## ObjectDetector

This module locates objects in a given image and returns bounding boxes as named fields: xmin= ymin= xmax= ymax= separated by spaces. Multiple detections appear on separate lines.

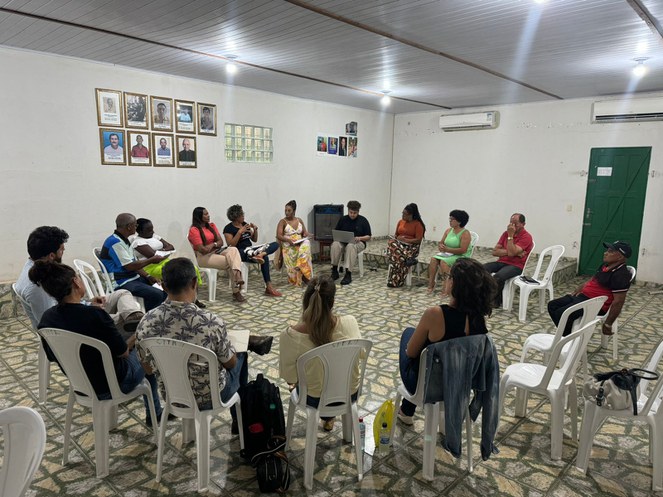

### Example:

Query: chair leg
xmin=208 ymin=271 xmax=217 ymax=301
xmin=195 ymin=413 xmax=211 ymax=492
xmin=62 ymin=389 xmax=75 ymax=465
xmin=93 ymin=403 xmax=111 ymax=478
xmin=341 ymin=413 xmax=352 ymax=443
xmin=285 ymin=398 xmax=296 ymax=451
xmin=304 ymin=408 xmax=319 ymax=490
xmin=549 ymin=392 xmax=565 ymax=461
xmin=155 ymin=407 xmax=170 ymax=483
xmin=351 ymin=403 xmax=363 ymax=481
xmin=612 ymin=321 xmax=619 ymax=362
xmin=109 ymin=405 xmax=119 ymax=431
xmin=235 ymin=398 xmax=245 ymax=450
xmin=182 ymin=418 xmax=195 ymax=444
xmin=575 ymin=400 xmax=601 ymax=472
xmin=569 ymin=382 xmax=578 ymax=440
xmin=389 ymin=393 xmax=402 ymax=443
xmin=514 ymin=387 xmax=528 ymax=418
xmin=652 ymin=419 xmax=663 ymax=491
xmin=422 ymin=403 xmax=437 ymax=481
xmin=37 ymin=344 xmax=50 ymax=404
xmin=518 ymin=286 xmax=531 ymax=323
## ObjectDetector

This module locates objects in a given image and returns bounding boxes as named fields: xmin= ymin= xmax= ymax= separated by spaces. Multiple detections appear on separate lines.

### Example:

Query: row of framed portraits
xmin=95 ymin=88 xmax=218 ymax=136
xmin=100 ymin=129 xmax=198 ymax=168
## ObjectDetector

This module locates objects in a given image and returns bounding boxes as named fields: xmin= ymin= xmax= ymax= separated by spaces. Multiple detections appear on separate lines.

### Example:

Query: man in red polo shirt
xmin=483 ymin=213 xmax=535 ymax=307
xmin=548 ymin=241 xmax=632 ymax=336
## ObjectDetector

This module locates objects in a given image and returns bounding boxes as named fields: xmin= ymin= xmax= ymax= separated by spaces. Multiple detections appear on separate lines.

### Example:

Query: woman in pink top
xmin=188 ymin=206 xmax=245 ymax=302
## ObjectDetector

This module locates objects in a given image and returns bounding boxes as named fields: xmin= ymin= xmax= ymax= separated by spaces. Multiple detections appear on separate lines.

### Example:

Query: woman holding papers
xmin=276 ymin=200 xmax=313 ymax=286
xmin=387 ymin=203 xmax=426 ymax=287
xmin=427 ymin=210 xmax=472 ymax=296
xmin=223 ymin=204 xmax=282 ymax=297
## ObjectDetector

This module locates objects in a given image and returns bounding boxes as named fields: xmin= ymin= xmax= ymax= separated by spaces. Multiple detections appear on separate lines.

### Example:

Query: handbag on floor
xmin=583 ymin=368 xmax=659 ymax=415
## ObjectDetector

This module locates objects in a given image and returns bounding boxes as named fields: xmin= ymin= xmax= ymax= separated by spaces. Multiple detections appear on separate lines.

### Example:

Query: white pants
xmin=331 ymin=241 xmax=365 ymax=273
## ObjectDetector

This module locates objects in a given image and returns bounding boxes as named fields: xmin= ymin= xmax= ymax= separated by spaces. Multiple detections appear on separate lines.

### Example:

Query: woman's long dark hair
xmin=191 ymin=206 xmax=218 ymax=245
xmin=404 ymin=203 xmax=426 ymax=233
xmin=301 ymin=275 xmax=336 ymax=347
xmin=450 ymin=258 xmax=497 ymax=333
xmin=28 ymin=260 xmax=76 ymax=303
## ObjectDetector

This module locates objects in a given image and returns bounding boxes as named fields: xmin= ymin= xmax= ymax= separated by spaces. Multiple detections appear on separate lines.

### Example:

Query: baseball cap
xmin=602 ymin=241 xmax=632 ymax=258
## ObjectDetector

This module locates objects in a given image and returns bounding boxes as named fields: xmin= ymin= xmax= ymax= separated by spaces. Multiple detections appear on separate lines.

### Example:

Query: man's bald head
xmin=115 ymin=213 xmax=136 ymax=229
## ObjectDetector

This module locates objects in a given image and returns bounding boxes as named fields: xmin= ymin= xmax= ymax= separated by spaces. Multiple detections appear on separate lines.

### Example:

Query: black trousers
xmin=547 ymin=293 xmax=592 ymax=336
xmin=483 ymin=262 xmax=522 ymax=306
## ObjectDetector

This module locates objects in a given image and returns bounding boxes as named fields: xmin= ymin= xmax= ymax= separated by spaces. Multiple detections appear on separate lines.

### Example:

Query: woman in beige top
xmin=279 ymin=275 xmax=361 ymax=431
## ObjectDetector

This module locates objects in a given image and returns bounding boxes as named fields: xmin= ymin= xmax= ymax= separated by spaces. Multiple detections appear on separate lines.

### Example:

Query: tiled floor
xmin=1 ymin=254 xmax=662 ymax=496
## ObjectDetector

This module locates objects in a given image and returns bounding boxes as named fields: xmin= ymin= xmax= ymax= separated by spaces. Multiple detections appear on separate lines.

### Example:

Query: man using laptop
xmin=330 ymin=200 xmax=372 ymax=285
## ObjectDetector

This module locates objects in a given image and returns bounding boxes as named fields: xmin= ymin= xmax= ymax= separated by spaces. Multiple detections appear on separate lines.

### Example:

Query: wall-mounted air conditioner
xmin=439 ymin=111 xmax=498 ymax=131
xmin=592 ymin=97 xmax=663 ymax=123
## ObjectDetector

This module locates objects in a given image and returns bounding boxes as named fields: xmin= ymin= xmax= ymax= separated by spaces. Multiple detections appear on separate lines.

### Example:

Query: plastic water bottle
xmin=379 ymin=422 xmax=390 ymax=454
xmin=358 ymin=417 xmax=366 ymax=449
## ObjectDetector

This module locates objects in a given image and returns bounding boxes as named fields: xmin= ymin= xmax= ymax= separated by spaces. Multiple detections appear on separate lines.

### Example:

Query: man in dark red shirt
xmin=548 ymin=241 xmax=632 ymax=336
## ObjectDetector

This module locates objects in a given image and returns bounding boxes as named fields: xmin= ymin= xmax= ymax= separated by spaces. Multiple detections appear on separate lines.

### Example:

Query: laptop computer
xmin=332 ymin=229 xmax=356 ymax=244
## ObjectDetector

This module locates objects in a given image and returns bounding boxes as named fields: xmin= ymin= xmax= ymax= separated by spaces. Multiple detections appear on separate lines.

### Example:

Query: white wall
xmin=0 ymin=47 xmax=394 ymax=280
xmin=391 ymin=98 xmax=663 ymax=283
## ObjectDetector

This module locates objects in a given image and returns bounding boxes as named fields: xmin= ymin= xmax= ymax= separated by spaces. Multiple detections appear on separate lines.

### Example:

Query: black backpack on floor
xmin=238 ymin=374 xmax=291 ymax=492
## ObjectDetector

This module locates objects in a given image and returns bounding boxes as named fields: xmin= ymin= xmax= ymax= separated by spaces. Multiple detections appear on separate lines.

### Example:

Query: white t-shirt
xmin=131 ymin=235 xmax=164 ymax=260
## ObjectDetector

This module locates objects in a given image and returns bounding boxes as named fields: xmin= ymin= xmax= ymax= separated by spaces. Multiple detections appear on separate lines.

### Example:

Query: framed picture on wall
xmin=96 ymin=88 xmax=123 ymax=127
xmin=175 ymin=99 xmax=196 ymax=134
xmin=124 ymin=92 xmax=149 ymax=129
xmin=176 ymin=135 xmax=197 ymax=168
xmin=197 ymin=102 xmax=217 ymax=136
xmin=150 ymin=96 xmax=173 ymax=131
xmin=128 ymin=131 xmax=151 ymax=166
xmin=99 ymin=128 xmax=126 ymax=165
xmin=153 ymin=133 xmax=174 ymax=167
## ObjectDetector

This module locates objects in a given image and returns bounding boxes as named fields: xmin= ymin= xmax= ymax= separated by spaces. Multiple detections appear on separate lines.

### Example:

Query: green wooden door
xmin=578 ymin=147 xmax=650 ymax=275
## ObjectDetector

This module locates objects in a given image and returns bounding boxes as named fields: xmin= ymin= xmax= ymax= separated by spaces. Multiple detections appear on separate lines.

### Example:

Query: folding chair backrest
xmin=92 ymin=247 xmax=115 ymax=293
xmin=73 ymin=259 xmax=107 ymax=299
xmin=39 ymin=327 xmax=124 ymax=400
xmin=0 ymin=406 xmax=46 ymax=497
xmin=140 ymin=337 xmax=222 ymax=415
xmin=520 ymin=242 xmax=537 ymax=277
xmin=468 ymin=231 xmax=479 ymax=258
xmin=627 ymin=265 xmax=636 ymax=282
xmin=638 ymin=339 xmax=663 ymax=413
xmin=542 ymin=319 xmax=599 ymax=388
xmin=296 ymin=339 xmax=372 ymax=414
xmin=531 ymin=245 xmax=565 ymax=283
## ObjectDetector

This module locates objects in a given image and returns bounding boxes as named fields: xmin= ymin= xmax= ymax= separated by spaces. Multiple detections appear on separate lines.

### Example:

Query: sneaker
xmin=122 ymin=311 xmax=145 ymax=333
xmin=397 ymin=410 xmax=414 ymax=426
xmin=340 ymin=272 xmax=352 ymax=285
xmin=331 ymin=267 xmax=340 ymax=280
xmin=322 ymin=418 xmax=335 ymax=431
xmin=247 ymin=335 xmax=273 ymax=355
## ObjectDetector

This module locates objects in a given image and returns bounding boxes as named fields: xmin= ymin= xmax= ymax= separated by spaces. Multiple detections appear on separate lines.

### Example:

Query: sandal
xmin=322 ymin=418 xmax=335 ymax=432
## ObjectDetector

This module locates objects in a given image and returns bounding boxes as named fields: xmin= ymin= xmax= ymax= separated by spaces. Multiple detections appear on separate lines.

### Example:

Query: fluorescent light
xmin=380 ymin=90 xmax=391 ymax=106
xmin=226 ymin=55 xmax=238 ymax=75
xmin=633 ymin=58 xmax=649 ymax=77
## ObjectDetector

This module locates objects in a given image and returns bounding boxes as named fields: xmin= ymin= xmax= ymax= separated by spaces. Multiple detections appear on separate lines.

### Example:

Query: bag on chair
xmin=583 ymin=368 xmax=659 ymax=415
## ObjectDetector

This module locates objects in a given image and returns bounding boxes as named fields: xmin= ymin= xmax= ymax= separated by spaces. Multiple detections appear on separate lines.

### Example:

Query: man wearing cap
xmin=547 ymin=241 xmax=633 ymax=336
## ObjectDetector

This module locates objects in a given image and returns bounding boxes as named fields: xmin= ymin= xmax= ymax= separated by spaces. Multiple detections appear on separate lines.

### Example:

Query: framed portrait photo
xmin=124 ymin=92 xmax=149 ymax=129
xmin=99 ymin=128 xmax=126 ymax=165
xmin=152 ymin=134 xmax=174 ymax=167
xmin=197 ymin=102 xmax=217 ymax=136
xmin=175 ymin=99 xmax=196 ymax=134
xmin=96 ymin=88 xmax=123 ymax=127
xmin=176 ymin=135 xmax=197 ymax=168
xmin=150 ymin=96 xmax=173 ymax=132
xmin=128 ymin=131 xmax=152 ymax=166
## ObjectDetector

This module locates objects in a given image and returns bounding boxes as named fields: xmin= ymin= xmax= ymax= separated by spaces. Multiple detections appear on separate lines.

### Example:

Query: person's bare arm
xmin=225 ymin=224 xmax=251 ymax=247
xmin=160 ymin=238 xmax=175 ymax=251
xmin=406 ymin=307 xmax=445 ymax=359
xmin=300 ymin=218 xmax=310 ymax=238
xmin=492 ymin=242 xmax=507 ymax=257
xmin=123 ymin=254 xmax=168 ymax=272
xmin=135 ymin=244 xmax=156 ymax=259
xmin=602 ymin=292 xmax=627 ymax=334
xmin=276 ymin=219 xmax=291 ymax=244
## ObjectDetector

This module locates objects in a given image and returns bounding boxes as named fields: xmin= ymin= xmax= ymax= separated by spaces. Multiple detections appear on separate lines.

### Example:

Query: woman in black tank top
xmin=397 ymin=258 xmax=497 ymax=421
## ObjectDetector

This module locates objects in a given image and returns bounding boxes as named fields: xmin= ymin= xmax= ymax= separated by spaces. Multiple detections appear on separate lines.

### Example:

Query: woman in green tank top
xmin=427 ymin=210 xmax=473 ymax=296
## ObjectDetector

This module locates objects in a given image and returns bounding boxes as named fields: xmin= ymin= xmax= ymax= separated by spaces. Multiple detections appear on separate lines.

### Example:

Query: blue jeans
xmin=300 ymin=389 xmax=358 ymax=421
xmin=98 ymin=349 xmax=163 ymax=419
xmin=221 ymin=352 xmax=248 ymax=419
xmin=399 ymin=327 xmax=419 ymax=416
xmin=121 ymin=276 xmax=167 ymax=311
xmin=240 ymin=241 xmax=279 ymax=284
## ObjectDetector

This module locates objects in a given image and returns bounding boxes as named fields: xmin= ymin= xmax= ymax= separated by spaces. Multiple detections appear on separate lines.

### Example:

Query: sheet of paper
xmin=227 ymin=329 xmax=249 ymax=353
xmin=156 ymin=249 xmax=176 ymax=257
xmin=293 ymin=236 xmax=312 ymax=245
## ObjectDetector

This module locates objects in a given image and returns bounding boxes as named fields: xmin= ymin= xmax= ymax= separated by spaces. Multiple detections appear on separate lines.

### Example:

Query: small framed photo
xmin=175 ymin=100 xmax=196 ymax=134
xmin=150 ymin=96 xmax=173 ymax=131
xmin=128 ymin=131 xmax=151 ymax=166
xmin=124 ymin=92 xmax=149 ymax=129
xmin=197 ymin=103 xmax=217 ymax=136
xmin=176 ymin=135 xmax=197 ymax=168
xmin=96 ymin=89 xmax=123 ymax=127
xmin=99 ymin=128 xmax=126 ymax=165
xmin=153 ymin=134 xmax=174 ymax=167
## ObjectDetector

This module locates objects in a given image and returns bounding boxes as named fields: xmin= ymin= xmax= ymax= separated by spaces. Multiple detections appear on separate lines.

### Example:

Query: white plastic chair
xmin=73 ymin=259 xmax=146 ymax=313
xmin=39 ymin=327 xmax=157 ymax=478
xmin=139 ymin=337 xmax=244 ymax=493
xmin=92 ymin=247 xmax=115 ymax=294
xmin=285 ymin=338 xmax=372 ymax=490
xmin=499 ymin=319 xmax=599 ymax=460
xmin=510 ymin=244 xmax=566 ymax=322
xmin=468 ymin=231 xmax=479 ymax=257
xmin=501 ymin=242 xmax=536 ymax=310
xmin=388 ymin=345 xmax=475 ymax=480
xmin=0 ymin=406 xmax=46 ymax=497
xmin=576 ymin=339 xmax=663 ymax=491
xmin=11 ymin=283 xmax=51 ymax=404
xmin=338 ymin=249 xmax=365 ymax=277
xmin=599 ymin=265 xmax=636 ymax=361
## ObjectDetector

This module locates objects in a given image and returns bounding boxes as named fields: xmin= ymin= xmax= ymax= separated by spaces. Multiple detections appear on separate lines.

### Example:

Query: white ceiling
xmin=1 ymin=0 xmax=663 ymax=114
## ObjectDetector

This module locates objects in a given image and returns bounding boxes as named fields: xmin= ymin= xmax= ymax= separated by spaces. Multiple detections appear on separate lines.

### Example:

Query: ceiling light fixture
xmin=226 ymin=55 xmax=238 ymax=75
xmin=380 ymin=90 xmax=391 ymax=106
xmin=633 ymin=57 xmax=649 ymax=77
